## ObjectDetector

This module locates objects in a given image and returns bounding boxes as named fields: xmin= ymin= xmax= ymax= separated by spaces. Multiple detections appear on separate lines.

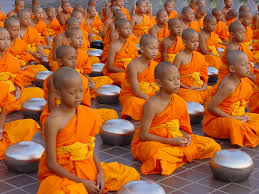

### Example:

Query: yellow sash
xmin=151 ymin=119 xmax=183 ymax=138
xmin=120 ymin=58 xmax=133 ymax=69
xmin=230 ymin=100 xmax=246 ymax=117
xmin=208 ymin=45 xmax=220 ymax=56
xmin=168 ymin=54 xmax=176 ymax=63
xmin=0 ymin=72 xmax=16 ymax=92
xmin=182 ymin=72 xmax=203 ymax=87
xmin=138 ymin=81 xmax=159 ymax=96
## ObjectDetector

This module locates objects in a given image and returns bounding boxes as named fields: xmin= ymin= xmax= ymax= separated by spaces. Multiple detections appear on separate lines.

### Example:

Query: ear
xmin=182 ymin=39 xmax=187 ymax=46
xmin=68 ymin=38 xmax=72 ymax=44
xmin=140 ymin=45 xmax=145 ymax=53
xmin=57 ymin=58 xmax=63 ymax=66
xmin=155 ymin=78 xmax=162 ymax=88
xmin=55 ymin=88 xmax=61 ymax=100
xmin=228 ymin=64 xmax=235 ymax=73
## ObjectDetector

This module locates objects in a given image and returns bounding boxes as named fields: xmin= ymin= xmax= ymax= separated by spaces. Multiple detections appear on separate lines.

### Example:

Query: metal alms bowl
xmin=96 ymin=84 xmax=121 ymax=104
xmin=210 ymin=149 xmax=254 ymax=182
xmin=208 ymin=67 xmax=218 ymax=83
xmin=118 ymin=180 xmax=166 ymax=194
xmin=90 ymin=40 xmax=104 ymax=50
xmin=187 ymin=102 xmax=205 ymax=124
xmin=100 ymin=119 xmax=135 ymax=145
xmin=88 ymin=49 xmax=103 ymax=57
xmin=35 ymin=71 xmax=52 ymax=88
xmin=4 ymin=141 xmax=45 ymax=173
xmin=218 ymin=47 xmax=224 ymax=53
xmin=22 ymin=98 xmax=47 ymax=121
xmin=32 ymin=131 xmax=45 ymax=147
xmin=89 ymin=63 xmax=104 ymax=77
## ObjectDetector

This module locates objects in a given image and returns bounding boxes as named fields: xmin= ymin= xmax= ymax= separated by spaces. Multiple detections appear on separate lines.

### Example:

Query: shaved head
xmin=229 ymin=21 xmax=243 ymax=33
xmin=0 ymin=27 xmax=9 ymax=34
xmin=4 ymin=16 xmax=20 ymax=28
xmin=65 ymin=27 xmax=81 ymax=38
xmin=203 ymin=14 xmax=216 ymax=24
xmin=71 ymin=10 xmax=82 ymax=17
xmin=182 ymin=6 xmax=193 ymax=14
xmin=182 ymin=28 xmax=197 ymax=40
xmin=115 ymin=18 xmax=129 ymax=29
xmin=136 ymin=0 xmax=146 ymax=6
xmin=239 ymin=5 xmax=250 ymax=13
xmin=226 ymin=50 xmax=247 ymax=67
xmin=155 ymin=62 xmax=178 ymax=80
xmin=140 ymin=34 xmax=158 ymax=47
xmin=56 ymin=45 xmax=76 ymax=59
xmin=239 ymin=11 xmax=251 ymax=19
xmin=65 ymin=17 xmax=80 ymax=27
xmin=32 ymin=6 xmax=42 ymax=13
xmin=17 ymin=9 xmax=30 ymax=18
xmin=168 ymin=18 xmax=180 ymax=28
xmin=212 ymin=8 xmax=221 ymax=16
xmin=156 ymin=9 xmax=167 ymax=17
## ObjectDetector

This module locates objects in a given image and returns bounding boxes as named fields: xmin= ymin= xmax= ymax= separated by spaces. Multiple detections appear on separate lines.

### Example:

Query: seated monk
xmin=218 ymin=22 xmax=255 ymax=81
xmin=173 ymin=28 xmax=211 ymax=104
xmin=131 ymin=62 xmax=221 ymax=175
xmin=5 ymin=17 xmax=48 ymax=86
xmin=131 ymin=0 xmax=152 ymax=43
xmin=120 ymin=34 xmax=159 ymax=121
xmin=212 ymin=8 xmax=230 ymax=43
xmin=104 ymin=18 xmax=138 ymax=85
xmin=37 ymin=67 xmax=139 ymax=194
xmin=221 ymin=0 xmax=233 ymax=17
xmin=199 ymin=14 xmax=222 ymax=69
xmin=160 ymin=19 xmax=185 ymax=63
xmin=251 ymin=4 xmax=259 ymax=39
xmin=44 ymin=6 xmax=62 ymax=38
xmin=6 ymin=0 xmax=24 ymax=18
xmin=112 ymin=0 xmax=131 ymax=21
xmin=195 ymin=6 xmax=206 ymax=30
xmin=146 ymin=2 xmax=156 ymax=25
xmin=164 ymin=0 xmax=178 ymax=19
xmin=225 ymin=9 xmax=237 ymax=27
xmin=0 ymin=82 xmax=41 ymax=160
xmin=86 ymin=6 xmax=103 ymax=41
xmin=196 ymin=0 xmax=206 ymax=8
xmin=203 ymin=50 xmax=259 ymax=147
xmin=149 ymin=9 xmax=169 ymax=43
xmin=239 ymin=11 xmax=253 ymax=47
xmin=0 ymin=28 xmax=44 ymax=114
xmin=57 ymin=0 xmax=72 ymax=28
xmin=189 ymin=0 xmax=197 ymax=13
xmin=249 ymin=66 xmax=259 ymax=114
xmin=180 ymin=7 xmax=200 ymax=32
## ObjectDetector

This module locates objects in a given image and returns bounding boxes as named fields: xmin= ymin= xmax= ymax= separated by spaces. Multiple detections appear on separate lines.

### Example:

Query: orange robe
xmin=178 ymin=51 xmax=211 ymax=104
xmin=33 ymin=20 xmax=48 ymax=37
xmin=218 ymin=43 xmax=255 ymax=81
xmin=168 ymin=10 xmax=178 ymax=19
xmin=203 ymin=78 xmax=259 ymax=147
xmin=121 ymin=7 xmax=131 ymax=21
xmin=120 ymin=60 xmax=158 ymax=121
xmin=133 ymin=14 xmax=152 ymax=43
xmin=21 ymin=26 xmax=44 ymax=47
xmin=0 ymin=11 xmax=6 ymax=21
xmin=226 ymin=18 xmax=236 ymax=27
xmin=243 ymin=25 xmax=253 ymax=46
xmin=0 ymin=21 xmax=3 ymax=27
xmin=214 ymin=21 xmax=230 ymax=41
xmin=249 ymin=69 xmax=259 ymax=114
xmin=45 ymin=18 xmax=62 ymax=37
xmin=103 ymin=38 xmax=139 ymax=85
xmin=197 ymin=17 xmax=204 ymax=29
xmin=89 ymin=15 xmax=103 ymax=41
xmin=131 ymin=94 xmax=221 ymax=175
xmin=38 ymin=105 xmax=140 ymax=193
xmin=156 ymin=24 xmax=170 ymax=43
xmin=148 ymin=12 xmax=156 ymax=25
xmin=189 ymin=21 xmax=201 ymax=32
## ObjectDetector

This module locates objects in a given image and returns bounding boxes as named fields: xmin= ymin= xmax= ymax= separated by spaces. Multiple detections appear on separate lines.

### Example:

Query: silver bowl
xmin=118 ymin=180 xmax=166 ymax=194
xmin=218 ymin=47 xmax=224 ymax=53
xmin=137 ymin=44 xmax=141 ymax=54
xmin=22 ymin=98 xmax=47 ymax=121
xmin=90 ymin=40 xmax=104 ymax=50
xmin=96 ymin=84 xmax=121 ymax=104
xmin=187 ymin=102 xmax=205 ymax=124
xmin=210 ymin=149 xmax=254 ymax=182
xmin=208 ymin=67 xmax=218 ymax=83
xmin=100 ymin=119 xmax=135 ymax=145
xmin=88 ymin=49 xmax=103 ymax=57
xmin=4 ymin=141 xmax=45 ymax=173
xmin=32 ymin=131 xmax=45 ymax=147
xmin=35 ymin=71 xmax=52 ymax=88
xmin=43 ymin=55 xmax=48 ymax=63
xmin=90 ymin=63 xmax=104 ymax=77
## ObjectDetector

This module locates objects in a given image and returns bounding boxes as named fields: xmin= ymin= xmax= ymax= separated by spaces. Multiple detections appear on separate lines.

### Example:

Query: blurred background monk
xmin=164 ymin=0 xmax=177 ymax=19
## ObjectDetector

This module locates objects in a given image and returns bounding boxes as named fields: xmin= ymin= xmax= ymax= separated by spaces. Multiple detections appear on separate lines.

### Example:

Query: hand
xmin=170 ymin=137 xmax=190 ymax=147
xmin=33 ymin=52 xmax=43 ymax=60
xmin=27 ymin=60 xmax=37 ymax=66
xmin=234 ymin=115 xmax=249 ymax=123
xmin=181 ymin=130 xmax=191 ymax=142
xmin=88 ymin=81 xmax=95 ymax=91
xmin=14 ymin=85 xmax=21 ymax=100
xmin=82 ymin=180 xmax=100 ymax=194
xmin=96 ymin=171 xmax=105 ymax=194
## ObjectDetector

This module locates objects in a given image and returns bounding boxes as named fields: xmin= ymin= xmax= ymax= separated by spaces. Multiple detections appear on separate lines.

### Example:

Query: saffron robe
xmin=38 ymin=105 xmax=140 ymax=193
xmin=168 ymin=10 xmax=178 ymax=19
xmin=45 ymin=18 xmax=62 ymax=37
xmin=243 ymin=25 xmax=253 ymax=46
xmin=89 ymin=15 xmax=103 ymax=41
xmin=132 ymin=14 xmax=152 ymax=42
xmin=203 ymin=78 xmax=259 ymax=147
xmin=120 ymin=60 xmax=158 ymax=121
xmin=121 ymin=7 xmax=131 ymax=21
xmin=249 ymin=69 xmax=259 ymax=114
xmin=131 ymin=94 xmax=221 ymax=175
xmin=0 ymin=11 xmax=6 ymax=21
xmin=214 ymin=21 xmax=230 ymax=41
xmin=155 ymin=24 xmax=170 ymax=43
xmin=147 ymin=12 xmax=156 ymax=25
xmin=189 ymin=21 xmax=201 ymax=32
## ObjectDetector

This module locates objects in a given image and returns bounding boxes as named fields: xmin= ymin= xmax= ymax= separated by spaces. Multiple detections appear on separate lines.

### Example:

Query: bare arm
xmin=149 ymin=25 xmax=158 ymax=39
xmin=0 ymin=107 xmax=6 ymax=140
xmin=47 ymin=77 xmax=56 ymax=112
xmin=199 ymin=32 xmax=213 ymax=55
xmin=161 ymin=38 xmax=170 ymax=62
xmin=57 ymin=13 xmax=65 ymax=26
xmin=106 ymin=43 xmax=124 ymax=73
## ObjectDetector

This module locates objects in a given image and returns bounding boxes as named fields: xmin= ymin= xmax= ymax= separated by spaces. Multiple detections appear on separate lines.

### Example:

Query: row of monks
xmin=0 ymin=0 xmax=258 ymax=193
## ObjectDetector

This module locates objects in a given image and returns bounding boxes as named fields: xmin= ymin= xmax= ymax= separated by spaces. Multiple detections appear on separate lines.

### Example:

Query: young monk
xmin=252 ymin=4 xmax=259 ymax=33
xmin=218 ymin=21 xmax=255 ymax=81
xmin=131 ymin=0 xmax=152 ymax=43
xmin=0 ymin=82 xmax=41 ymax=160
xmin=225 ymin=9 xmax=237 ymax=27
xmin=249 ymin=66 xmax=259 ymax=114
xmin=57 ymin=0 xmax=72 ymax=27
xmin=212 ymin=8 xmax=230 ymax=43
xmin=131 ymin=62 xmax=221 ymax=175
xmin=6 ymin=0 xmax=24 ymax=18
xmin=44 ymin=6 xmax=62 ymax=38
xmin=104 ymin=18 xmax=138 ymax=85
xmin=196 ymin=0 xmax=206 ymax=7
xmin=173 ymin=28 xmax=210 ymax=104
xmin=164 ymin=0 xmax=178 ymax=19
xmin=239 ymin=4 xmax=250 ymax=13
xmin=189 ymin=0 xmax=197 ymax=13
xmin=195 ymin=6 xmax=206 ymax=29
xmin=146 ymin=2 xmax=156 ymax=25
xmin=180 ymin=7 xmax=200 ymax=32
xmin=149 ymin=9 xmax=169 ymax=43
xmin=112 ymin=0 xmax=131 ymax=21
xmin=239 ymin=11 xmax=253 ymax=46
xmin=37 ymin=67 xmax=139 ymax=194
xmin=199 ymin=14 xmax=222 ymax=69
xmin=222 ymin=0 xmax=233 ymax=16
xmin=160 ymin=19 xmax=185 ymax=63
xmin=86 ymin=6 xmax=103 ymax=41
xmin=203 ymin=50 xmax=259 ymax=147
xmin=120 ymin=34 xmax=159 ymax=121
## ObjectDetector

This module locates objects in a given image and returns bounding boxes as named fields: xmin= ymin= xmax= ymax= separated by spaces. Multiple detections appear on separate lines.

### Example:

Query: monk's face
xmin=47 ymin=8 xmax=56 ymax=19
xmin=183 ymin=32 xmax=199 ymax=51
xmin=74 ymin=13 xmax=83 ymax=25
xmin=118 ymin=22 xmax=132 ymax=39
xmin=58 ymin=76 xmax=84 ymax=108
xmin=164 ymin=2 xmax=174 ymax=14
xmin=170 ymin=21 xmax=183 ymax=37
xmin=240 ymin=15 xmax=252 ymax=27
xmin=204 ymin=18 xmax=217 ymax=32
xmin=232 ymin=25 xmax=245 ymax=42
xmin=15 ymin=1 xmax=24 ymax=12
xmin=34 ymin=8 xmax=44 ymax=21
xmin=114 ymin=0 xmax=124 ymax=8
xmin=196 ymin=10 xmax=206 ymax=19
xmin=197 ymin=0 xmax=205 ymax=7
xmin=33 ymin=0 xmax=40 ymax=7
xmin=226 ymin=11 xmax=235 ymax=20
xmin=214 ymin=11 xmax=224 ymax=22
xmin=229 ymin=54 xmax=250 ymax=78
xmin=59 ymin=48 xmax=77 ymax=69
xmin=141 ymin=39 xmax=159 ymax=60
xmin=189 ymin=0 xmax=197 ymax=9
xmin=183 ymin=9 xmax=194 ymax=22
xmin=62 ymin=2 xmax=71 ymax=13
xmin=88 ymin=8 xmax=96 ymax=18
xmin=66 ymin=23 xmax=80 ymax=30
xmin=70 ymin=31 xmax=84 ymax=49
xmin=146 ymin=3 xmax=152 ymax=14
xmin=137 ymin=2 xmax=146 ymax=14
xmin=0 ymin=30 xmax=11 ymax=52
xmin=19 ymin=12 xmax=32 ymax=27
xmin=158 ymin=66 xmax=180 ymax=94
xmin=7 ymin=22 xmax=20 ymax=39
xmin=224 ymin=0 xmax=232 ymax=8
xmin=157 ymin=11 xmax=168 ymax=25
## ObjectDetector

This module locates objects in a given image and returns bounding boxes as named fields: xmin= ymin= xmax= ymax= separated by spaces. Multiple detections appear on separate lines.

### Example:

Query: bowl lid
xmin=22 ymin=98 xmax=47 ymax=111
xmin=207 ymin=67 xmax=218 ymax=76
xmin=91 ymin=63 xmax=105 ymax=72
xmin=88 ymin=49 xmax=103 ymax=57
xmin=96 ymin=85 xmax=121 ymax=95
xmin=35 ymin=71 xmax=52 ymax=81
xmin=101 ymin=119 xmax=135 ymax=134
xmin=187 ymin=102 xmax=205 ymax=115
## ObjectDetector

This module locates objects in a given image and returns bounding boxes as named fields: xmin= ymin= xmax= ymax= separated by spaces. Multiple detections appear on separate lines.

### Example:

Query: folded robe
xmin=21 ymin=27 xmax=44 ymax=47
xmin=243 ymin=26 xmax=253 ymax=46
xmin=189 ymin=21 xmax=201 ymax=32
xmin=148 ymin=12 xmax=156 ymax=25
xmin=120 ymin=60 xmax=158 ymax=121
xmin=178 ymin=51 xmax=211 ymax=104
xmin=45 ymin=18 xmax=62 ymax=37
xmin=203 ymin=78 xmax=259 ymax=147
xmin=38 ymin=105 xmax=140 ymax=193
xmin=156 ymin=24 xmax=170 ymax=43
xmin=131 ymin=94 xmax=221 ymax=175
xmin=133 ymin=14 xmax=152 ymax=43
xmin=249 ymin=69 xmax=259 ymax=114
xmin=121 ymin=7 xmax=131 ymax=21
xmin=214 ymin=21 xmax=230 ymax=41
xmin=168 ymin=10 xmax=178 ymax=19
xmin=89 ymin=14 xmax=103 ymax=41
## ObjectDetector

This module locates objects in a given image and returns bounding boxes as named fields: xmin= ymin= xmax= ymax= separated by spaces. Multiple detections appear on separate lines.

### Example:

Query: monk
xmin=44 ymin=6 xmax=62 ymax=38
xmin=112 ymin=0 xmax=131 ymax=21
xmin=0 ymin=27 xmax=44 ymax=114
xmin=199 ymin=14 xmax=222 ymax=69
xmin=180 ymin=7 xmax=200 ymax=32
xmin=160 ymin=19 xmax=185 ymax=63
xmin=203 ymin=50 xmax=259 ymax=147
xmin=173 ymin=28 xmax=210 ymax=104
xmin=5 ymin=17 xmax=48 ymax=85
xmin=212 ymin=8 xmax=230 ymax=43
xmin=6 ymin=0 xmax=24 ymax=18
xmin=86 ymin=6 xmax=103 ymax=41
xmin=120 ymin=34 xmax=159 ymax=121
xmin=164 ymin=0 xmax=178 ymax=19
xmin=221 ymin=0 xmax=233 ymax=17
xmin=195 ymin=6 xmax=206 ymax=29
xmin=252 ymin=4 xmax=259 ymax=33
xmin=146 ymin=2 xmax=156 ymax=25
xmin=37 ymin=67 xmax=139 ymax=194
xmin=225 ymin=9 xmax=237 ymax=27
xmin=196 ymin=0 xmax=206 ymax=7
xmin=239 ymin=11 xmax=253 ymax=46
xmin=239 ymin=5 xmax=250 ymax=13
xmin=57 ymin=0 xmax=72 ymax=27
xmin=0 ymin=82 xmax=41 ymax=160
xmin=249 ymin=65 xmax=259 ymax=114
xmin=131 ymin=62 xmax=221 ymax=175
xmin=131 ymin=0 xmax=152 ymax=43
xmin=218 ymin=21 xmax=255 ymax=81
xmin=149 ymin=9 xmax=169 ymax=43
xmin=189 ymin=0 xmax=197 ymax=13
xmin=104 ymin=18 xmax=138 ymax=85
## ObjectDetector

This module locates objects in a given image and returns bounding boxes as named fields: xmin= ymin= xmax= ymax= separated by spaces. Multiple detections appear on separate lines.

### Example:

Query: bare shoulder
xmin=144 ymin=94 xmax=161 ymax=114
xmin=217 ymin=76 xmax=236 ymax=94
xmin=128 ymin=57 xmax=140 ymax=69
xmin=45 ymin=109 xmax=65 ymax=133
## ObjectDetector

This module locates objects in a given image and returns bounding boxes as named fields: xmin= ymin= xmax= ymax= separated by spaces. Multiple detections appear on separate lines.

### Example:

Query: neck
xmin=182 ymin=19 xmax=190 ymax=25
xmin=183 ymin=48 xmax=193 ymax=54
xmin=137 ymin=12 xmax=144 ymax=16
xmin=20 ymin=25 xmax=27 ymax=30
xmin=229 ymin=73 xmax=242 ymax=83
xmin=157 ymin=22 xmax=165 ymax=28
xmin=119 ymin=36 xmax=127 ymax=43
xmin=0 ymin=51 xmax=5 ymax=59
xmin=229 ymin=38 xmax=240 ymax=46
xmin=158 ymin=90 xmax=173 ymax=101
xmin=59 ymin=103 xmax=77 ymax=114
xmin=169 ymin=34 xmax=177 ymax=41
xmin=139 ymin=55 xmax=150 ymax=64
